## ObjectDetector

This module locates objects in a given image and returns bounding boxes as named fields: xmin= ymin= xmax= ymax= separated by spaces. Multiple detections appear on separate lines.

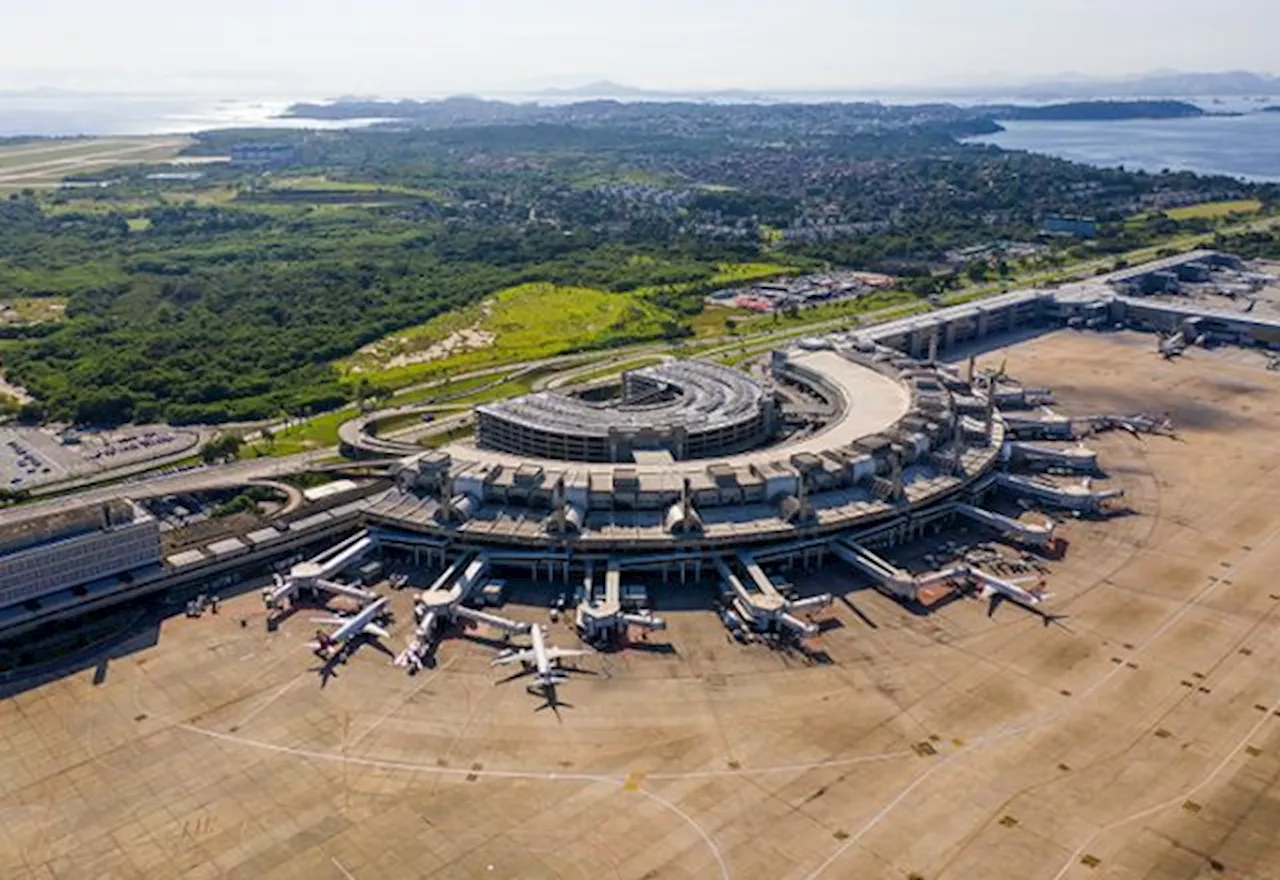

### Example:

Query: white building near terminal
xmin=0 ymin=501 xmax=162 ymax=611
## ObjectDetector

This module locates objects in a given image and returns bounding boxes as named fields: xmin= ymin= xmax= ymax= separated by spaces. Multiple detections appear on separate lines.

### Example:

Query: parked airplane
xmin=309 ymin=596 xmax=391 ymax=665
xmin=491 ymin=624 xmax=592 ymax=712
xmin=962 ymin=567 xmax=1065 ymax=627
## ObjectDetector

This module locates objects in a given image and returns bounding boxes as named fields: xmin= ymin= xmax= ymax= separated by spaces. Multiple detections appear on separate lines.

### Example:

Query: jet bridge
xmin=396 ymin=554 xmax=532 ymax=673
xmin=714 ymin=552 xmax=832 ymax=638
xmin=952 ymin=502 xmax=1056 ymax=548
xmin=829 ymin=539 xmax=918 ymax=600
xmin=996 ymin=472 xmax=1124 ymax=513
xmin=576 ymin=557 xmax=666 ymax=643
xmin=1001 ymin=412 xmax=1076 ymax=441
xmin=1002 ymin=441 xmax=1098 ymax=474
xmin=988 ymin=383 xmax=1053 ymax=410
xmin=830 ymin=538 xmax=967 ymax=606
xmin=263 ymin=531 xmax=380 ymax=610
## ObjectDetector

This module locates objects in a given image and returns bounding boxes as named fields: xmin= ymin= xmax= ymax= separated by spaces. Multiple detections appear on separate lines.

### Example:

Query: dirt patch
xmin=353 ymin=301 xmax=496 ymax=372
xmin=380 ymin=327 xmax=496 ymax=370
xmin=0 ymin=373 xmax=33 ymax=404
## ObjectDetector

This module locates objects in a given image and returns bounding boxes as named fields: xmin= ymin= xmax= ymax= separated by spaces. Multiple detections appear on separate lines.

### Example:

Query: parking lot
xmin=0 ymin=426 xmax=200 ymax=492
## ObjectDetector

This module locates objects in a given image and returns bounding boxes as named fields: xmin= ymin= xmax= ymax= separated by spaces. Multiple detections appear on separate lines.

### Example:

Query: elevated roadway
xmin=0 ymin=452 xmax=325 ymax=527
xmin=435 ymin=349 xmax=910 ymax=478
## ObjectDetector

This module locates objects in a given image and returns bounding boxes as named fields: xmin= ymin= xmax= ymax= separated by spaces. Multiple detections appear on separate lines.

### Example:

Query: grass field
xmin=1165 ymin=199 xmax=1264 ymax=220
xmin=344 ymin=262 xmax=796 ymax=389
xmin=242 ymin=406 xmax=358 ymax=457
xmin=688 ymin=305 xmax=755 ymax=337
xmin=730 ymin=287 xmax=921 ymax=333
xmin=704 ymin=261 xmax=796 ymax=283
xmin=345 ymin=283 xmax=670 ymax=383
xmin=0 ymin=261 xmax=129 ymax=297
xmin=0 ymin=296 xmax=67 ymax=324
xmin=262 ymin=176 xmax=440 ymax=200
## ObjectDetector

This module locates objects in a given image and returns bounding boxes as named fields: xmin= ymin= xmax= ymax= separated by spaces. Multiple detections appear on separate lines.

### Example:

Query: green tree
xmin=200 ymin=433 xmax=244 ymax=464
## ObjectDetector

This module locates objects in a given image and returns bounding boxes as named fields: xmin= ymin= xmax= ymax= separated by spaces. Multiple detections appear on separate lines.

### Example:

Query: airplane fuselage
xmin=966 ymin=568 xmax=1044 ymax=606
xmin=530 ymin=623 xmax=552 ymax=679
xmin=316 ymin=597 xmax=389 ymax=658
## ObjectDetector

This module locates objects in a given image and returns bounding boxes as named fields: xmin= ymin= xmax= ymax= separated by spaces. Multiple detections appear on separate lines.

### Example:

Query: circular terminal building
xmin=476 ymin=360 xmax=778 ymax=462
xmin=368 ymin=338 xmax=1011 ymax=567
xmin=305 ymin=317 xmax=1121 ymax=654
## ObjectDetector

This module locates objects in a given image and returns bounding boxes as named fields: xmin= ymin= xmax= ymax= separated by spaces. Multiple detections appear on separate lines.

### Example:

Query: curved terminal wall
xmin=476 ymin=360 xmax=776 ymax=462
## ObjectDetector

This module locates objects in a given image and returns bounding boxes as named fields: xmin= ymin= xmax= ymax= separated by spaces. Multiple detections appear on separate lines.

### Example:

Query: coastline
xmin=968 ymin=113 xmax=1280 ymax=183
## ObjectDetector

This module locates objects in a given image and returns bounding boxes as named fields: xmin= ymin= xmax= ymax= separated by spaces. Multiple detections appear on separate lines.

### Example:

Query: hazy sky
xmin=5 ymin=0 xmax=1278 ymax=95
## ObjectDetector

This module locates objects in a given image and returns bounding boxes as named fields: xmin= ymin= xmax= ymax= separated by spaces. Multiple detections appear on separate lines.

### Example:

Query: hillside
xmin=343 ymin=263 xmax=794 ymax=385
xmin=982 ymin=100 xmax=1206 ymax=122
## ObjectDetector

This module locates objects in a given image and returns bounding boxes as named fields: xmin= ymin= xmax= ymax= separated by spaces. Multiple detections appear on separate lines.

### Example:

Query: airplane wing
xmin=545 ymin=647 xmax=591 ymax=661
xmin=309 ymin=616 xmax=349 ymax=627
xmin=362 ymin=623 xmax=390 ymax=640
xmin=491 ymin=649 xmax=535 ymax=667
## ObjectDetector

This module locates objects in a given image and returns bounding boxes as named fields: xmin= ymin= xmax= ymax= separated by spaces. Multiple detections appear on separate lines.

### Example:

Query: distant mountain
xmin=525 ymin=71 xmax=1280 ymax=102
xmin=539 ymin=80 xmax=660 ymax=97
xmin=536 ymin=79 xmax=767 ymax=101
xmin=969 ymin=70 xmax=1280 ymax=100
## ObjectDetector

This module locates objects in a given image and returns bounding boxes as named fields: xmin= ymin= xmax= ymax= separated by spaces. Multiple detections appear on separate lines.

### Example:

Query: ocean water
xmin=0 ymin=92 xmax=376 ymax=137
xmin=968 ymin=112 xmax=1280 ymax=183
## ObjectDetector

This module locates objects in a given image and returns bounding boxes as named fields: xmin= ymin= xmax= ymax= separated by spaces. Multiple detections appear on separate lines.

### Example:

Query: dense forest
xmin=2 ymin=100 xmax=1275 ymax=426
xmin=0 ymin=195 xmax=758 ymax=424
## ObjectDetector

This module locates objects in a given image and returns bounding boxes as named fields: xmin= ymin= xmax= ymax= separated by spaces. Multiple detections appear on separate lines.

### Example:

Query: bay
xmin=0 ymin=92 xmax=380 ymax=137
xmin=968 ymin=112 xmax=1280 ymax=183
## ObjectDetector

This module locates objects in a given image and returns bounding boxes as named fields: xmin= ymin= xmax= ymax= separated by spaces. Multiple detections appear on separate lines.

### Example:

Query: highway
xmin=0 ymin=452 xmax=323 ymax=526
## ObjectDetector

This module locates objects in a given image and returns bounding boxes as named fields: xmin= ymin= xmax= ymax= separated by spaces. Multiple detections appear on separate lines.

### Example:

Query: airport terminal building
xmin=0 ymin=501 xmax=162 ymax=611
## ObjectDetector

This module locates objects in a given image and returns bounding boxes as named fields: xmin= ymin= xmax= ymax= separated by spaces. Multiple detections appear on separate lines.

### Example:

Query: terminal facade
xmin=0 ymin=501 xmax=161 ymax=611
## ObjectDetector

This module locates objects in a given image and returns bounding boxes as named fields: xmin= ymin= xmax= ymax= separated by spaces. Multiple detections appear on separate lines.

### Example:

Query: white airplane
xmin=967 ymin=566 xmax=1046 ymax=604
xmin=309 ymin=597 xmax=391 ymax=665
xmin=962 ymin=567 xmax=1066 ymax=627
xmin=1158 ymin=331 xmax=1187 ymax=360
xmin=491 ymin=624 xmax=592 ymax=711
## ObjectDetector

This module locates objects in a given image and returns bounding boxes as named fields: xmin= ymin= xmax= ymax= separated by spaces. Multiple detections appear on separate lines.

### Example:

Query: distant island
xmin=282 ymin=96 xmax=1209 ymax=128
xmin=1262 ymin=105 xmax=1280 ymax=113
xmin=979 ymin=100 xmax=1207 ymax=122
xmin=281 ymin=71 xmax=1280 ymax=112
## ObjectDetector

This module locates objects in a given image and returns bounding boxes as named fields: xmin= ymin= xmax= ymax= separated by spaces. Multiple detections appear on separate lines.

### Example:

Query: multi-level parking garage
xmin=475 ymin=360 xmax=778 ymax=462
